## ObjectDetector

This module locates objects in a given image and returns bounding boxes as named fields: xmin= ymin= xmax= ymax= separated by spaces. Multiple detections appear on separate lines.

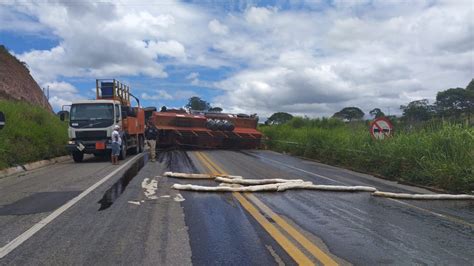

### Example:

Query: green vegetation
xmin=261 ymin=118 xmax=474 ymax=193
xmin=265 ymin=112 xmax=294 ymax=125
xmin=0 ymin=100 xmax=68 ymax=170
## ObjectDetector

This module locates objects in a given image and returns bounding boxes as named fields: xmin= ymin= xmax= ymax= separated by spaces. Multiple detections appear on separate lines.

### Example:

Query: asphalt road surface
xmin=0 ymin=150 xmax=472 ymax=265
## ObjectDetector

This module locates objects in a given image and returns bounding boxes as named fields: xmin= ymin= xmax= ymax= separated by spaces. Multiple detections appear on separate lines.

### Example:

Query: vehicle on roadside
xmin=63 ymin=79 xmax=145 ymax=162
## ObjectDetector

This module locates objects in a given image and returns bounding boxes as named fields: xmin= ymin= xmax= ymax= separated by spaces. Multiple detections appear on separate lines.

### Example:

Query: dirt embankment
xmin=0 ymin=45 xmax=52 ymax=111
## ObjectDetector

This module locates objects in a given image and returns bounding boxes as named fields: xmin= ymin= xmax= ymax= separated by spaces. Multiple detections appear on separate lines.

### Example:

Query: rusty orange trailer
xmin=149 ymin=110 xmax=262 ymax=149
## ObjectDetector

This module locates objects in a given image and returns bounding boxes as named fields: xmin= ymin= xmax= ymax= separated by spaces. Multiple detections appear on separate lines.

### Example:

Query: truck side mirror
xmin=0 ymin=111 xmax=5 ymax=130
xmin=58 ymin=111 xmax=69 ymax=121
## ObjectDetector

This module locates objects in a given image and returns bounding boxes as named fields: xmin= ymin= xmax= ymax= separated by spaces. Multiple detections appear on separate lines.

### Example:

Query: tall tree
xmin=435 ymin=88 xmax=469 ymax=118
xmin=185 ymin=96 xmax=211 ymax=111
xmin=369 ymin=108 xmax=385 ymax=118
xmin=400 ymin=99 xmax=434 ymax=122
xmin=265 ymin=112 xmax=293 ymax=125
xmin=466 ymin=79 xmax=474 ymax=91
xmin=332 ymin=107 xmax=365 ymax=121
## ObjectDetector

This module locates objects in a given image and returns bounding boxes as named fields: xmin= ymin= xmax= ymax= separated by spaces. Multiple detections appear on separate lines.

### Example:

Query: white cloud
xmin=245 ymin=7 xmax=273 ymax=24
xmin=2 ymin=0 xmax=473 ymax=117
xmin=186 ymin=72 xmax=199 ymax=80
xmin=141 ymin=90 xmax=173 ymax=100
xmin=208 ymin=19 xmax=228 ymax=35
xmin=147 ymin=40 xmax=186 ymax=59
xmin=42 ymin=81 xmax=84 ymax=110
xmin=174 ymin=90 xmax=198 ymax=100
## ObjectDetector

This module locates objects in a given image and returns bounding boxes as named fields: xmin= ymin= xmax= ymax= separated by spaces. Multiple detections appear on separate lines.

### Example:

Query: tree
xmin=208 ymin=107 xmax=223 ymax=113
xmin=369 ymin=108 xmax=385 ymax=118
xmin=265 ymin=112 xmax=293 ymax=125
xmin=435 ymin=88 xmax=469 ymax=118
xmin=466 ymin=79 xmax=474 ymax=91
xmin=400 ymin=99 xmax=434 ymax=122
xmin=185 ymin=96 xmax=211 ymax=111
xmin=332 ymin=107 xmax=365 ymax=121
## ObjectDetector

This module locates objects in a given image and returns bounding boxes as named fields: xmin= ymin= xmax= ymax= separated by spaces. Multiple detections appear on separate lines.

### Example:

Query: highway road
xmin=0 ymin=150 xmax=473 ymax=265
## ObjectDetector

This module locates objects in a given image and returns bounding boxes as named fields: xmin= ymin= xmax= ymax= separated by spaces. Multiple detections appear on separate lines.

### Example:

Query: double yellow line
xmin=195 ymin=151 xmax=338 ymax=266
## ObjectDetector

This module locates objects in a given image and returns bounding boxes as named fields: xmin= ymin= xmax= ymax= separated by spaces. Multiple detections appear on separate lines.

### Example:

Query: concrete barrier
xmin=0 ymin=155 xmax=71 ymax=179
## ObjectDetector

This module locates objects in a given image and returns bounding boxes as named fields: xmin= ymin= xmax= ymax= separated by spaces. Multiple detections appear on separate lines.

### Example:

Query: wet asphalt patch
xmin=98 ymin=155 xmax=147 ymax=211
xmin=0 ymin=191 xmax=81 ymax=215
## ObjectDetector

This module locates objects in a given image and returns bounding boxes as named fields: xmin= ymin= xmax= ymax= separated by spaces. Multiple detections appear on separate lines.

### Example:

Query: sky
xmin=0 ymin=0 xmax=473 ymax=119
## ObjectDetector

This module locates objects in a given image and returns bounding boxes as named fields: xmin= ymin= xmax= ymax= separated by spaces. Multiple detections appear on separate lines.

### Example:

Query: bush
xmin=261 ymin=117 xmax=474 ymax=193
xmin=0 ymin=100 xmax=68 ymax=169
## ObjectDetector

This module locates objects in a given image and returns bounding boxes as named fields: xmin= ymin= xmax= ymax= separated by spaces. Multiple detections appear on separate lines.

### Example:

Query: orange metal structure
xmin=96 ymin=79 xmax=145 ymax=136
xmin=149 ymin=110 xmax=262 ymax=149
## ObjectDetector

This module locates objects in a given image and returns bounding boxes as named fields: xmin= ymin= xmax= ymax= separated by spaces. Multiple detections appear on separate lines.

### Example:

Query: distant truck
xmin=64 ymin=79 xmax=145 ymax=162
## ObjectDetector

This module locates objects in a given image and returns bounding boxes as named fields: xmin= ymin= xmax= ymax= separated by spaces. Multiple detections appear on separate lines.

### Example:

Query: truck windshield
xmin=70 ymin=103 xmax=114 ymax=128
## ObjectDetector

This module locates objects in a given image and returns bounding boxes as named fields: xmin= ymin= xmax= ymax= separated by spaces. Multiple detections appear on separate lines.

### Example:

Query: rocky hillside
xmin=0 ymin=45 xmax=52 ymax=111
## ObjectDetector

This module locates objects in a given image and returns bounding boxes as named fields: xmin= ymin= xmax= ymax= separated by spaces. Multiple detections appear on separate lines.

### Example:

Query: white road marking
xmin=0 ymin=154 xmax=143 ymax=259
xmin=160 ymin=195 xmax=171 ymax=198
xmin=141 ymin=178 xmax=158 ymax=199
xmin=128 ymin=201 xmax=141 ymax=205
xmin=252 ymin=154 xmax=345 ymax=185
xmin=252 ymin=152 xmax=473 ymax=228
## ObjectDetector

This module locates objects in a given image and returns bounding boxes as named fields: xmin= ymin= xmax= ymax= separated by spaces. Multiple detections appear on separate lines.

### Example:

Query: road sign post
xmin=0 ymin=111 xmax=5 ymax=130
xmin=370 ymin=117 xmax=393 ymax=140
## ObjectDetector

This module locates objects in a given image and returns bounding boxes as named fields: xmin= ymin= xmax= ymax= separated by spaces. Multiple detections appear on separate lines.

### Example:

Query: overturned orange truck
xmin=148 ymin=109 xmax=262 ymax=149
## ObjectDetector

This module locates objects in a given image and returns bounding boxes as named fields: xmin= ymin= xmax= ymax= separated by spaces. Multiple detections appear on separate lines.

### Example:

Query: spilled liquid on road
xmin=98 ymin=155 xmax=147 ymax=211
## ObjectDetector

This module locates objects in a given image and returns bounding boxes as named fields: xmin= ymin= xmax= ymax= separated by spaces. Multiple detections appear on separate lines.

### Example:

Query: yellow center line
xmin=194 ymin=152 xmax=218 ymax=175
xmin=195 ymin=151 xmax=315 ymax=265
xmin=246 ymin=194 xmax=338 ymax=266
xmin=197 ymin=151 xmax=339 ymax=266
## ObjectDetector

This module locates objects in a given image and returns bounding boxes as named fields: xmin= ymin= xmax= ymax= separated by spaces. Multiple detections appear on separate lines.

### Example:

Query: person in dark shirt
xmin=145 ymin=120 xmax=158 ymax=161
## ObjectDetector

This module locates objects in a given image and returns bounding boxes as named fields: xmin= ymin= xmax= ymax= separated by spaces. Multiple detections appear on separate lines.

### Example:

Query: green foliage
xmin=262 ymin=118 xmax=474 ymax=192
xmin=185 ymin=96 xmax=211 ymax=111
xmin=209 ymin=107 xmax=223 ymax=112
xmin=0 ymin=100 xmax=68 ymax=169
xmin=400 ymin=99 xmax=435 ymax=122
xmin=265 ymin=112 xmax=293 ymax=125
xmin=466 ymin=79 xmax=474 ymax=91
xmin=369 ymin=108 xmax=385 ymax=118
xmin=333 ymin=107 xmax=365 ymax=121
xmin=436 ymin=87 xmax=472 ymax=118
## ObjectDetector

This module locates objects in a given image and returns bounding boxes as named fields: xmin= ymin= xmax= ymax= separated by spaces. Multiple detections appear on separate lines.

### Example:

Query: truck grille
xmin=75 ymin=130 xmax=107 ymax=140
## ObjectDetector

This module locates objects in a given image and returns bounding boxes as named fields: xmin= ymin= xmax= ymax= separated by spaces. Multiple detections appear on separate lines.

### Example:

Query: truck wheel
xmin=138 ymin=136 xmax=144 ymax=153
xmin=72 ymin=151 xmax=84 ymax=162
xmin=119 ymin=141 xmax=127 ymax=160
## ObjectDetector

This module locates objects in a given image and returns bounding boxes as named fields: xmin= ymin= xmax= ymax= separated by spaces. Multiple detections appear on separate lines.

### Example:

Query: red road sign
xmin=370 ymin=117 xmax=393 ymax=140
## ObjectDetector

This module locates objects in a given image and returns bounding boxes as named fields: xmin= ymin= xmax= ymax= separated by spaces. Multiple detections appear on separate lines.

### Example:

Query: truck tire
xmin=72 ymin=151 xmax=84 ymax=162
xmin=119 ymin=141 xmax=127 ymax=160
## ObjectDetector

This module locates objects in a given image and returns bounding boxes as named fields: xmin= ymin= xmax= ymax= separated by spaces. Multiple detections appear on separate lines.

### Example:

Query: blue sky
xmin=0 ymin=0 xmax=472 ymax=119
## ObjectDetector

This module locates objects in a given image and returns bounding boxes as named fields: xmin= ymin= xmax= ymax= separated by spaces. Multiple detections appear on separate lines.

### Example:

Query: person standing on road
xmin=111 ymin=125 xmax=122 ymax=165
xmin=145 ymin=120 xmax=158 ymax=161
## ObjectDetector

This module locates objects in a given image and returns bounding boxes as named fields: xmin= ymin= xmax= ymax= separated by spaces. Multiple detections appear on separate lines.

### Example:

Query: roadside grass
xmin=261 ymin=118 xmax=474 ymax=193
xmin=0 ymin=100 xmax=68 ymax=170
